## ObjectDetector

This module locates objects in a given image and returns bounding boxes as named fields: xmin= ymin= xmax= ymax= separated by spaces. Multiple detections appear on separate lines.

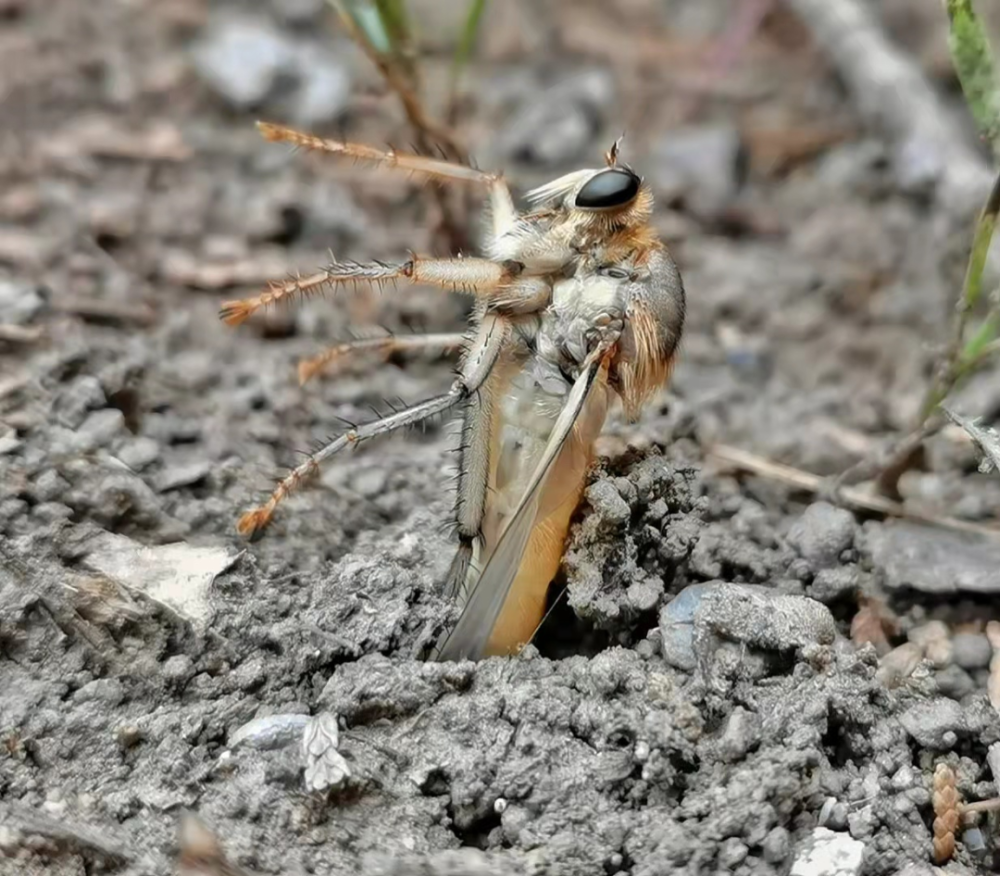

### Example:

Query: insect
xmin=221 ymin=122 xmax=685 ymax=662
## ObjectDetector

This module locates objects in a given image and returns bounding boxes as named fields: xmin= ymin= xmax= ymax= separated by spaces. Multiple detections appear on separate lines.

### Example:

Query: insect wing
xmin=436 ymin=357 xmax=605 ymax=661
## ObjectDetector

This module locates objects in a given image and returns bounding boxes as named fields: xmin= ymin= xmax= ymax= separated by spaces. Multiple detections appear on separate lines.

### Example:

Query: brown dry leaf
xmin=851 ymin=596 xmax=898 ymax=656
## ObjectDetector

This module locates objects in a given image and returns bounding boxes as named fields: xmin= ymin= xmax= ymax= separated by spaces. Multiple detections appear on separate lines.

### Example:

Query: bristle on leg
xmin=235 ymin=459 xmax=321 ymax=539
xmin=219 ymin=271 xmax=333 ymax=327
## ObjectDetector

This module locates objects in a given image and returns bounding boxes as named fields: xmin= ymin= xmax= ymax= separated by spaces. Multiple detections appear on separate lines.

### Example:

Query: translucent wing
xmin=436 ymin=357 xmax=609 ymax=662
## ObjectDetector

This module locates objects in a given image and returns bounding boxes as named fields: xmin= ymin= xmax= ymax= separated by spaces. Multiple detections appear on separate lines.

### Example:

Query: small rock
xmin=193 ymin=16 xmax=296 ymax=109
xmin=289 ymin=43 xmax=351 ymax=127
xmin=651 ymin=124 xmax=745 ymax=216
xmin=934 ymin=664 xmax=977 ymax=700
xmin=659 ymin=583 xmax=715 ymax=671
xmin=698 ymin=581 xmax=838 ymax=653
xmin=229 ymin=713 xmax=310 ymax=751
xmin=876 ymin=643 xmax=923 ymax=688
xmin=862 ymin=521 xmax=1000 ymax=594
xmin=790 ymin=827 xmax=864 ymax=876
xmin=908 ymin=621 xmax=952 ymax=667
xmin=951 ymin=633 xmax=992 ymax=670
xmin=585 ymin=479 xmax=631 ymax=527
xmin=53 ymin=376 xmax=106 ymax=429
xmin=77 ymin=408 xmax=126 ymax=449
xmin=31 ymin=469 xmax=70 ymax=503
xmin=162 ymin=655 xmax=194 ymax=683
xmin=718 ymin=838 xmax=748 ymax=868
xmin=898 ymin=698 xmax=966 ymax=748
xmin=74 ymin=678 xmax=124 ymax=705
xmin=154 ymin=460 xmax=213 ymax=493
xmin=890 ymin=765 xmax=914 ymax=791
xmin=787 ymin=503 xmax=856 ymax=569
xmin=117 ymin=437 xmax=161 ymax=471
xmin=0 ymin=278 xmax=45 ymax=324
xmin=233 ymin=656 xmax=266 ymax=692
xmin=718 ymin=706 xmax=760 ymax=763
xmin=82 ymin=532 xmax=238 ymax=630
xmin=810 ymin=566 xmax=859 ymax=604
xmin=762 ymin=826 xmax=790 ymax=864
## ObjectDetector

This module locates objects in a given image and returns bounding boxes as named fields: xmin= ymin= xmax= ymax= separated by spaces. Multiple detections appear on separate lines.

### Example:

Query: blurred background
xmin=2 ymin=0 xmax=1000 ymax=556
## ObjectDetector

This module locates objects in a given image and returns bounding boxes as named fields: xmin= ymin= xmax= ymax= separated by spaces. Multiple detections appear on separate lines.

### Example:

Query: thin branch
xmin=708 ymin=443 xmax=1000 ymax=539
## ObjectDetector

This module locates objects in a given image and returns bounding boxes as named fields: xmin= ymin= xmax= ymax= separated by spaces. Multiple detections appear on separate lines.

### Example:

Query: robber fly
xmin=221 ymin=122 xmax=685 ymax=662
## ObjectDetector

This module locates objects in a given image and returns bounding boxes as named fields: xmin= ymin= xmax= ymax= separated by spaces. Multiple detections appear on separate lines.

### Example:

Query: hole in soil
xmin=270 ymin=206 xmax=305 ymax=246
xmin=107 ymin=387 xmax=142 ymax=433
xmin=447 ymin=802 xmax=502 ymax=850
xmin=533 ymin=588 xmax=610 ymax=660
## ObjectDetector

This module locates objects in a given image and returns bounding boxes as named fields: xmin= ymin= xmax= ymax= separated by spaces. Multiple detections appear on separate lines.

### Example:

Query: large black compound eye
xmin=574 ymin=168 xmax=640 ymax=210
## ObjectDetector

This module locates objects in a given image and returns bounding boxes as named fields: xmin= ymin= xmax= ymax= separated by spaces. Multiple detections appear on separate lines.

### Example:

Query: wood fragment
xmin=707 ymin=444 xmax=1000 ymax=539
xmin=0 ymin=323 xmax=43 ymax=342
xmin=933 ymin=763 xmax=960 ymax=864
xmin=52 ymin=296 xmax=156 ymax=326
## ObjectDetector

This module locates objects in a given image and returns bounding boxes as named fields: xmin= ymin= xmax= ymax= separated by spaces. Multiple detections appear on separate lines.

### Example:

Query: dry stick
xmin=783 ymin=0 xmax=993 ymax=216
xmin=0 ymin=323 xmax=43 ymax=342
xmin=332 ymin=4 xmax=470 ymax=252
xmin=708 ymin=443 xmax=1000 ymax=539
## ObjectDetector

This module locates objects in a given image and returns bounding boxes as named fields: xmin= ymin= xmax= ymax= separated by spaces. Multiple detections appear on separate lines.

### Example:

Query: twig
xmin=0 ymin=323 xmax=43 ymax=342
xmin=707 ymin=443 xmax=1000 ymax=538
xmin=782 ymin=0 xmax=992 ymax=215
xmin=52 ymin=297 xmax=156 ymax=326
xmin=328 ymin=0 xmax=470 ymax=251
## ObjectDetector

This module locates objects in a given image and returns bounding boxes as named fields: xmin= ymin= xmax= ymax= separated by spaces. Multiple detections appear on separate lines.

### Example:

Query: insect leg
xmin=297 ymin=332 xmax=467 ymax=385
xmin=237 ymin=315 xmax=509 ymax=538
xmin=442 ymin=368 xmax=497 ymax=600
xmin=258 ymin=122 xmax=501 ymax=188
xmin=220 ymin=255 xmax=519 ymax=326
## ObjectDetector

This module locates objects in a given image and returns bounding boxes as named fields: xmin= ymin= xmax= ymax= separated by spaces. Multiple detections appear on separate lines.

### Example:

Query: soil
xmin=2 ymin=1 xmax=1000 ymax=875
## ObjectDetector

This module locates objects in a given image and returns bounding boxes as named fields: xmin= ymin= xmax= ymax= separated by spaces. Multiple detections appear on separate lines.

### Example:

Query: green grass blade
xmin=373 ymin=0 xmax=411 ymax=54
xmin=945 ymin=0 xmax=1000 ymax=155
xmin=960 ymin=169 xmax=1000 ymax=314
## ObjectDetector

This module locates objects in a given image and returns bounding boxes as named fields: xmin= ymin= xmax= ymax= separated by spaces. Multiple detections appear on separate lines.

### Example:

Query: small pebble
xmin=229 ymin=713 xmax=309 ymax=751
xmin=899 ymin=698 xmax=965 ymax=748
xmin=193 ymin=16 xmax=295 ymax=109
xmin=117 ymin=436 xmax=161 ymax=471
xmin=951 ymin=633 xmax=992 ymax=670
xmin=787 ymin=502 xmax=856 ymax=569
xmin=162 ymin=655 xmax=195 ymax=683
xmin=762 ymin=826 xmax=790 ymax=864
xmin=718 ymin=838 xmax=749 ymax=868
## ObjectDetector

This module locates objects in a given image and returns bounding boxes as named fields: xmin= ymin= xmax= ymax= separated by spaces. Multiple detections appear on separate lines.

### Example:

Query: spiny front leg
xmin=258 ymin=122 xmax=501 ymax=188
xmin=219 ymin=255 xmax=520 ymax=327
xmin=297 ymin=332 xmax=467 ymax=385
xmin=237 ymin=315 xmax=510 ymax=539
